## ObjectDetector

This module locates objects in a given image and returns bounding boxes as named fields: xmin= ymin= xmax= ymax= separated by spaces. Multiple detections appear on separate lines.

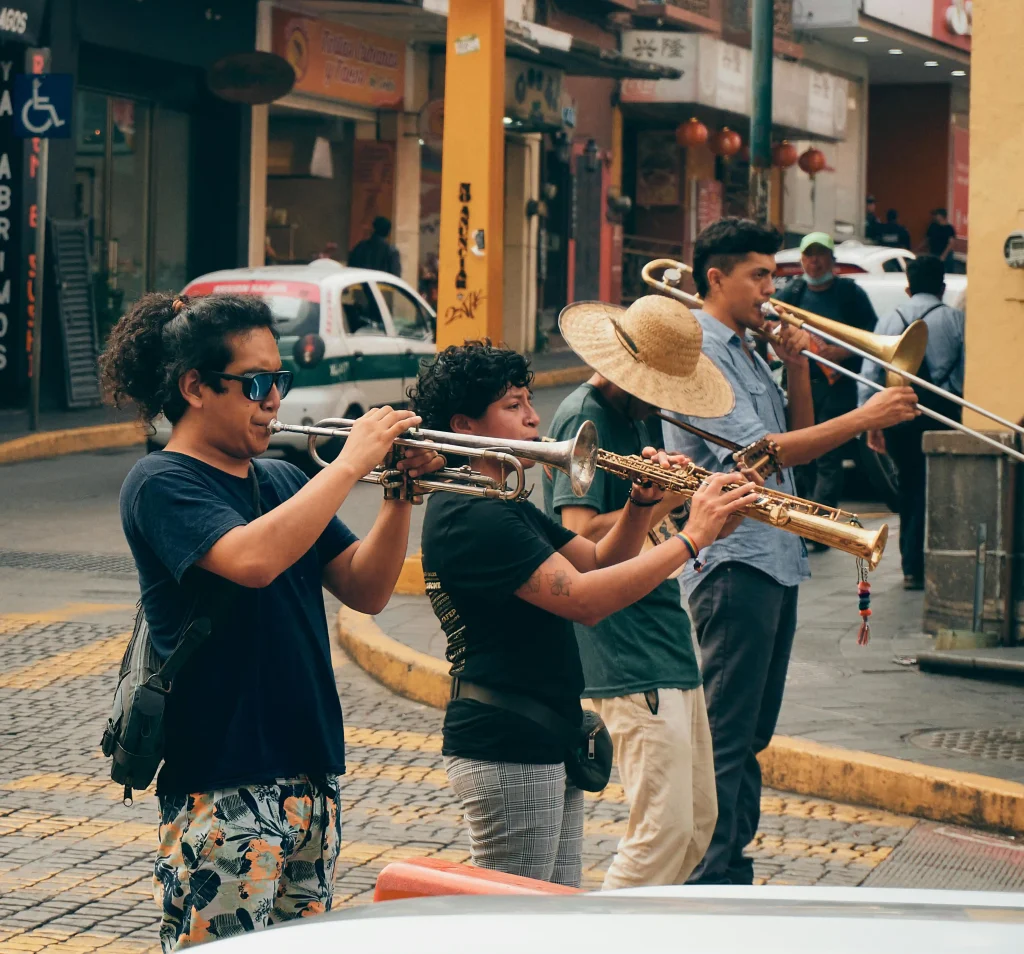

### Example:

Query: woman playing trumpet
xmin=409 ymin=340 xmax=759 ymax=888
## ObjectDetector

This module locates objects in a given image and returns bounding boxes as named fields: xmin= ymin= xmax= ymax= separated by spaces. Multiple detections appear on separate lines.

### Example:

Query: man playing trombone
xmin=660 ymin=218 xmax=919 ymax=886
xmin=102 ymin=293 xmax=444 ymax=949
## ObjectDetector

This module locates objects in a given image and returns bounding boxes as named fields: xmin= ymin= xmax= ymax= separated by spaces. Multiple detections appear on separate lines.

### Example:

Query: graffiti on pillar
xmin=444 ymin=289 xmax=484 ymax=325
xmin=445 ymin=180 xmax=484 ymax=324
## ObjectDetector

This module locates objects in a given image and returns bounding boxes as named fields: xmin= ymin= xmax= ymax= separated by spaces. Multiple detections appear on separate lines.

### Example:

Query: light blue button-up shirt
xmin=856 ymin=293 xmax=965 ymax=406
xmin=662 ymin=310 xmax=810 ymax=599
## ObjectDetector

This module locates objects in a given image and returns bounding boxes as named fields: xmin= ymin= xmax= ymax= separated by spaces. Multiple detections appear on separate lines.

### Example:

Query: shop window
xmin=378 ymin=283 xmax=432 ymax=339
xmin=342 ymin=283 xmax=386 ymax=336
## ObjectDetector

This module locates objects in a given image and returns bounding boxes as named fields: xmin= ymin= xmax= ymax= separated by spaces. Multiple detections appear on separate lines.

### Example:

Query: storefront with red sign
xmin=253 ymin=3 xmax=409 ymax=271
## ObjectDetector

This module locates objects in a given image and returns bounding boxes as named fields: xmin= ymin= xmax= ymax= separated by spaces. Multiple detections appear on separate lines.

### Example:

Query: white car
xmin=212 ymin=886 xmax=1024 ymax=954
xmin=775 ymin=240 xmax=915 ymax=283
xmin=148 ymin=261 xmax=437 ymax=471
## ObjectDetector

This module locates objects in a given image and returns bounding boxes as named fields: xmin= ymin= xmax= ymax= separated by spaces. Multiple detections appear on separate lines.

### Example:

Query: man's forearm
xmin=770 ymin=404 xmax=869 ymax=467
xmin=594 ymin=500 xmax=655 ymax=568
xmin=345 ymin=498 xmax=414 ymax=609
xmin=785 ymin=361 xmax=815 ymax=431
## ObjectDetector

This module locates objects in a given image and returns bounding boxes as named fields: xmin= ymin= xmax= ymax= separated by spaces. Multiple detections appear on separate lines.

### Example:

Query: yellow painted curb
xmin=336 ymin=605 xmax=450 ymax=710
xmin=337 ymin=606 xmax=1024 ymax=835
xmin=532 ymin=365 xmax=591 ymax=389
xmin=395 ymin=553 xmax=425 ymax=595
xmin=759 ymin=736 xmax=1024 ymax=835
xmin=0 ymin=422 xmax=145 ymax=465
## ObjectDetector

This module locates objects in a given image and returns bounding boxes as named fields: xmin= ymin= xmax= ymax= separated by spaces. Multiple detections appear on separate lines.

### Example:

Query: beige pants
xmin=590 ymin=686 xmax=717 ymax=890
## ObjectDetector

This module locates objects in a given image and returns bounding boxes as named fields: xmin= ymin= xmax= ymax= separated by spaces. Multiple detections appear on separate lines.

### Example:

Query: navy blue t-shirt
xmin=120 ymin=452 xmax=357 ymax=796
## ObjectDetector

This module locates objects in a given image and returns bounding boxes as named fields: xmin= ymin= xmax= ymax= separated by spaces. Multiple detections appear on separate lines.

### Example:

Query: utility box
xmin=923 ymin=429 xmax=1020 ymax=645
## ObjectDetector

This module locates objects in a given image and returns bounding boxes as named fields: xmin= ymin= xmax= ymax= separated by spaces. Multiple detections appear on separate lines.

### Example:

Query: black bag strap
xmin=451 ymin=678 xmax=580 ymax=749
xmin=895 ymin=301 xmax=944 ymax=331
xmin=147 ymin=464 xmax=263 ymax=685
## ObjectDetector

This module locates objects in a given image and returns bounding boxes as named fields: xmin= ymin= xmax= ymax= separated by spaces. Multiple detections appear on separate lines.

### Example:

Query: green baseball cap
xmin=799 ymin=231 xmax=835 ymax=253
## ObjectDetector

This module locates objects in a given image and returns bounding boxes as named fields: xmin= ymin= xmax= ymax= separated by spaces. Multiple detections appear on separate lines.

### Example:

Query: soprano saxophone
xmin=598 ymin=451 xmax=888 ymax=569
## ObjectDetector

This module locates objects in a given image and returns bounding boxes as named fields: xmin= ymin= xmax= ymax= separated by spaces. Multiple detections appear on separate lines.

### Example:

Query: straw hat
xmin=558 ymin=295 xmax=734 ymax=418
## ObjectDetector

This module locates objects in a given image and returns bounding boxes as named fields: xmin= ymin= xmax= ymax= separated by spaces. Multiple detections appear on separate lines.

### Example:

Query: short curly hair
xmin=408 ymin=340 xmax=533 ymax=431
xmin=693 ymin=216 xmax=782 ymax=297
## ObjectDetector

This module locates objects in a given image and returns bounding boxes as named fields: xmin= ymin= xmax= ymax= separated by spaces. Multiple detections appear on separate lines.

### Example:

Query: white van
xmin=148 ymin=261 xmax=436 ymax=470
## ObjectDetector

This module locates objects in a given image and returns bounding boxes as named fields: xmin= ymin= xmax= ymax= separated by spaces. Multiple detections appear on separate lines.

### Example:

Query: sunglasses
xmin=211 ymin=370 xmax=293 ymax=401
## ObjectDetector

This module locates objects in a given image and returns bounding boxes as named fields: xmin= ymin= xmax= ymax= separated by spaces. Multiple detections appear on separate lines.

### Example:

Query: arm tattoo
xmin=546 ymin=570 xmax=572 ymax=596
xmin=524 ymin=570 xmax=541 ymax=594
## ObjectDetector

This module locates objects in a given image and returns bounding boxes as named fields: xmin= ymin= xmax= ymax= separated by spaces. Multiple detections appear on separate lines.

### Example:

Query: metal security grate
xmin=907 ymin=728 xmax=1024 ymax=763
xmin=0 ymin=549 xmax=136 ymax=578
xmin=863 ymin=822 xmax=1024 ymax=890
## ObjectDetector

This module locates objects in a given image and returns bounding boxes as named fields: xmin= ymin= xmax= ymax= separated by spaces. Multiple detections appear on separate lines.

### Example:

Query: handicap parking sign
xmin=13 ymin=73 xmax=72 ymax=139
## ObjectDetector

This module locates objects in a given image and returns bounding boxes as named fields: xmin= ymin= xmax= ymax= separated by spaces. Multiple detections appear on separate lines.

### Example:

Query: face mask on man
xmin=805 ymin=269 xmax=834 ymax=288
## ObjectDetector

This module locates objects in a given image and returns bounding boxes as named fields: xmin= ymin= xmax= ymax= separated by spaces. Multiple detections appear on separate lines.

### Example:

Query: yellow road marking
xmin=0 ymin=603 xmax=134 ymax=636
xmin=0 ymin=634 xmax=128 ymax=689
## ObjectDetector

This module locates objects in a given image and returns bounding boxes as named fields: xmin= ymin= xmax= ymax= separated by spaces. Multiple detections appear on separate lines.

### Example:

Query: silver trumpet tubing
xmin=268 ymin=417 xmax=598 ymax=502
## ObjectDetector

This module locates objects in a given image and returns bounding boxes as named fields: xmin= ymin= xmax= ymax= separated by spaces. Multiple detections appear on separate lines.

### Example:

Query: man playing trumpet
xmin=660 ymin=218 xmax=919 ymax=886
xmin=103 ymin=292 xmax=445 ymax=949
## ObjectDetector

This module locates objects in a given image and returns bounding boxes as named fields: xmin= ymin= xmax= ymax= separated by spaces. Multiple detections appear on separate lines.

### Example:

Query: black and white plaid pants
xmin=444 ymin=757 xmax=584 ymax=887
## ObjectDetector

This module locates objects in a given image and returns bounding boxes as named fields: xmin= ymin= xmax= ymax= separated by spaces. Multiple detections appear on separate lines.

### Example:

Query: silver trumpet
xmin=268 ymin=417 xmax=598 ymax=502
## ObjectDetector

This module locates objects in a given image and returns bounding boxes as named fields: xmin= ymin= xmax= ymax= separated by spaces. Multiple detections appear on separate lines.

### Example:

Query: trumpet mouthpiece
xmin=760 ymin=302 xmax=779 ymax=319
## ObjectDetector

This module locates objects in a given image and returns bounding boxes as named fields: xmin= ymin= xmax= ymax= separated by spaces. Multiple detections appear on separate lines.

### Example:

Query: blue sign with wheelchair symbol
xmin=13 ymin=73 xmax=72 ymax=139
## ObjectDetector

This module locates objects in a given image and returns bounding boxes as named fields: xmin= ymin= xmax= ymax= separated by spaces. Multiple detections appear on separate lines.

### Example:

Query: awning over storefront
xmin=286 ymin=1 xmax=681 ymax=80
xmin=620 ymin=30 xmax=850 ymax=143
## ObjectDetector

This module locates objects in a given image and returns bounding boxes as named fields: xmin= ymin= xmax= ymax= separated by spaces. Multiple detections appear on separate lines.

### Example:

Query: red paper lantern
xmin=709 ymin=127 xmax=742 ymax=158
xmin=772 ymin=140 xmax=798 ymax=168
xmin=675 ymin=117 xmax=708 ymax=149
xmin=798 ymin=147 xmax=827 ymax=177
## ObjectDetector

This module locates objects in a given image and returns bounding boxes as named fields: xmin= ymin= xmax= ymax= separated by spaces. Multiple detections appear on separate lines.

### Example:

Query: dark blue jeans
xmin=686 ymin=562 xmax=799 ymax=885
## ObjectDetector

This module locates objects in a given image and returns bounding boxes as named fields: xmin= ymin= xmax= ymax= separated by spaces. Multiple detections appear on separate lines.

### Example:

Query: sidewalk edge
xmin=336 ymin=606 xmax=1024 ymax=835
xmin=532 ymin=366 xmax=591 ymax=389
xmin=0 ymin=422 xmax=145 ymax=465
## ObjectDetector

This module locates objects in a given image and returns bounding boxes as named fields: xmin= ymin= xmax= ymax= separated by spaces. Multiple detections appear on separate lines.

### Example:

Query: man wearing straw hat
xmin=662 ymin=217 xmax=918 ymax=886
xmin=544 ymin=294 xmax=750 ymax=889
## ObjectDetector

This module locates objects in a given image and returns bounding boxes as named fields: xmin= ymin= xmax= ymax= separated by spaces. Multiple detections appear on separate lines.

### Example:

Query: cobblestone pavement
xmin=1 ymin=595 xmax=1020 ymax=953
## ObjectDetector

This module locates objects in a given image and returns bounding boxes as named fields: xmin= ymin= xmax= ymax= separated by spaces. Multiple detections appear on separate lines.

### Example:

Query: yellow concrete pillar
xmin=963 ymin=0 xmax=1024 ymax=429
xmin=435 ymin=0 xmax=505 ymax=348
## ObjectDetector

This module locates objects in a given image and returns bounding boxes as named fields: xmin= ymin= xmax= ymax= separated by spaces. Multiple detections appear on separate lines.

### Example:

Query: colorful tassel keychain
xmin=856 ymin=559 xmax=871 ymax=646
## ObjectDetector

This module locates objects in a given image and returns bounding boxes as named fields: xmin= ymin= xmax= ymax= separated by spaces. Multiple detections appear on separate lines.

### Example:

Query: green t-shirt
xmin=542 ymin=383 xmax=701 ymax=698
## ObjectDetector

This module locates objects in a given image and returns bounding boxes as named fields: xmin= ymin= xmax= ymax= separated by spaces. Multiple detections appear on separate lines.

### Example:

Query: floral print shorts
xmin=154 ymin=775 xmax=342 ymax=950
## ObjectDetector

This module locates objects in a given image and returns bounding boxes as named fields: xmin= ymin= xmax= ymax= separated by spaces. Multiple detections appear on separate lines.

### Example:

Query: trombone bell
xmin=766 ymin=298 xmax=928 ymax=384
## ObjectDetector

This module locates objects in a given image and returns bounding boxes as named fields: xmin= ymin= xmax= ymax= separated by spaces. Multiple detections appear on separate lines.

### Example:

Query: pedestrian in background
xmin=877 ymin=209 xmax=912 ymax=249
xmin=773 ymin=232 xmax=878 ymax=534
xmin=921 ymin=208 xmax=958 ymax=273
xmin=865 ymin=194 xmax=883 ymax=243
xmin=348 ymin=216 xmax=402 ymax=277
xmin=860 ymin=255 xmax=965 ymax=591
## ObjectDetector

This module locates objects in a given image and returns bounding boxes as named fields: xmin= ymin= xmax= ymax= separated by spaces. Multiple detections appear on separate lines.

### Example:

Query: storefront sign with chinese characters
xmin=621 ymin=31 xmax=848 ymax=141
xmin=271 ymin=6 xmax=405 ymax=110
xmin=505 ymin=58 xmax=564 ymax=130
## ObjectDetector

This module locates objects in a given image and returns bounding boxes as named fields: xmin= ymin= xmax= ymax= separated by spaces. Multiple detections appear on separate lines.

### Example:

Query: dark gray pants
xmin=686 ymin=562 xmax=799 ymax=885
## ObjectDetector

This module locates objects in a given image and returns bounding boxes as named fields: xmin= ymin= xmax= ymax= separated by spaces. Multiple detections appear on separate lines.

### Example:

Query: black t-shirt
xmin=773 ymin=277 xmax=878 ymax=391
xmin=421 ymin=493 xmax=583 ymax=764
xmin=926 ymin=221 xmax=956 ymax=257
xmin=120 ymin=452 xmax=357 ymax=796
xmin=878 ymin=223 xmax=911 ymax=249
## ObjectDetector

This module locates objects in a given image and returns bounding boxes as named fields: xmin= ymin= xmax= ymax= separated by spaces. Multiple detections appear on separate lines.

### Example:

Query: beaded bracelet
xmin=628 ymin=493 xmax=662 ymax=508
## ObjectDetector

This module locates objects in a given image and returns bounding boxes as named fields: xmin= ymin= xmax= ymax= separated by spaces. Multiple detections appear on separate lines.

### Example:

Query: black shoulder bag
xmin=451 ymin=679 xmax=613 ymax=792
xmin=100 ymin=466 xmax=261 ymax=804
